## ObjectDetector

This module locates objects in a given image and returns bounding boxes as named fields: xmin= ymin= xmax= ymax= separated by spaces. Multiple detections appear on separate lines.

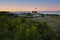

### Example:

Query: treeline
xmin=46 ymin=14 xmax=60 ymax=17
xmin=40 ymin=14 xmax=60 ymax=17
xmin=0 ymin=12 xmax=60 ymax=40
xmin=0 ymin=11 xmax=18 ymax=17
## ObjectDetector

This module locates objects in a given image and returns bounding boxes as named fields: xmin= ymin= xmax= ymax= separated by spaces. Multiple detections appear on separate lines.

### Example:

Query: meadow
xmin=0 ymin=12 xmax=60 ymax=40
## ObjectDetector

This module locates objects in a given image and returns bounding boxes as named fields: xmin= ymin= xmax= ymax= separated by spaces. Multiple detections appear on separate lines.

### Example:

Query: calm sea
xmin=38 ymin=11 xmax=60 ymax=14
xmin=11 ymin=11 xmax=60 ymax=15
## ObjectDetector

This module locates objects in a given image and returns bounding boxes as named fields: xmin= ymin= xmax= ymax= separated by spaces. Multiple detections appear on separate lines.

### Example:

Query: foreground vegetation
xmin=0 ymin=12 xmax=60 ymax=40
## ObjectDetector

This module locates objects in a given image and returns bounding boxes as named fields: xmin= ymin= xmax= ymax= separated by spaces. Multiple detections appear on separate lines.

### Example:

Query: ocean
xmin=38 ymin=11 xmax=60 ymax=14
xmin=11 ymin=11 xmax=60 ymax=15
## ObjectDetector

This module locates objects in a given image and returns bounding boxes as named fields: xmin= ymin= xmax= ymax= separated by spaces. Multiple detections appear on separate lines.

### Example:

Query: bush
xmin=0 ymin=14 xmax=60 ymax=40
xmin=40 ymin=14 xmax=45 ymax=17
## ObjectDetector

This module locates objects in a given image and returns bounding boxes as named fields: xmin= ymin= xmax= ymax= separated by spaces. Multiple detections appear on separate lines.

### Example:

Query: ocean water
xmin=38 ymin=11 xmax=60 ymax=14
xmin=11 ymin=11 xmax=60 ymax=15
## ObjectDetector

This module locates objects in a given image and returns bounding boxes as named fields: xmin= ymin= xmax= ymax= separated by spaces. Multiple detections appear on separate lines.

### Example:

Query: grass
xmin=0 ymin=12 xmax=60 ymax=40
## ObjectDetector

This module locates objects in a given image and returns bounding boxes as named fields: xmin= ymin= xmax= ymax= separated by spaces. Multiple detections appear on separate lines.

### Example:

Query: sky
xmin=0 ymin=0 xmax=60 ymax=11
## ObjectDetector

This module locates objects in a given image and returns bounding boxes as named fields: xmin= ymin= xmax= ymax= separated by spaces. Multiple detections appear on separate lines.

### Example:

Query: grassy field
xmin=0 ymin=12 xmax=60 ymax=40
xmin=31 ymin=16 xmax=60 ymax=28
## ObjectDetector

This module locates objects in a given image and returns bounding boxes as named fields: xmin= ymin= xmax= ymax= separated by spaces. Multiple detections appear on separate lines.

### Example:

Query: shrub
xmin=0 ymin=14 xmax=60 ymax=40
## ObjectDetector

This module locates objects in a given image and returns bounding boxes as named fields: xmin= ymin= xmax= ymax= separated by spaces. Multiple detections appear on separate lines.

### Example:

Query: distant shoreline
xmin=0 ymin=11 xmax=60 ymax=15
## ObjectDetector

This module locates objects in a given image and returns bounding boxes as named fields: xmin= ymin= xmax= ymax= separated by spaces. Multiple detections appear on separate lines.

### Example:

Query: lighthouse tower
xmin=32 ymin=8 xmax=37 ymax=13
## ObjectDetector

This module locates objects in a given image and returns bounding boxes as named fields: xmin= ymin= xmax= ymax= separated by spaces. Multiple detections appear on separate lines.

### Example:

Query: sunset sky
xmin=0 ymin=0 xmax=60 ymax=11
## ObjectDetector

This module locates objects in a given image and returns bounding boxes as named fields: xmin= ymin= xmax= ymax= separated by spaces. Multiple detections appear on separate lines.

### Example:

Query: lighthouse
xmin=32 ymin=8 xmax=37 ymax=13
